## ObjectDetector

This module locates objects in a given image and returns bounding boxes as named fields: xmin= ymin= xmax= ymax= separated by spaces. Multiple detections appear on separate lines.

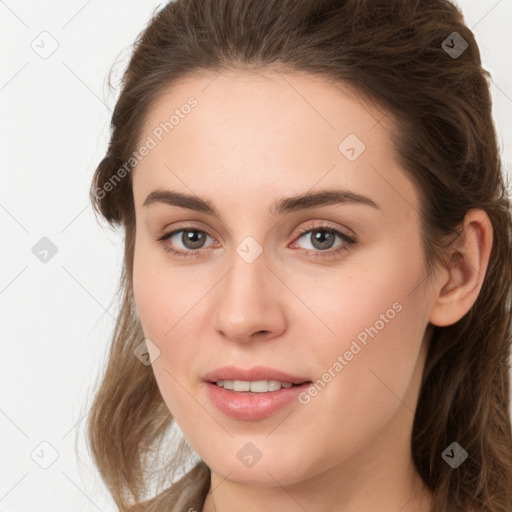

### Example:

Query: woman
xmin=87 ymin=0 xmax=512 ymax=511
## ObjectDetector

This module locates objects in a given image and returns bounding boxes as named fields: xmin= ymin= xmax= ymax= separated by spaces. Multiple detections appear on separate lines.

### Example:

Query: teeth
xmin=215 ymin=379 xmax=296 ymax=392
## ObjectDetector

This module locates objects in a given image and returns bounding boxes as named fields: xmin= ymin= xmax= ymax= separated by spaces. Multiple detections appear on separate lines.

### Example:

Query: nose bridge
xmin=223 ymin=244 xmax=268 ymax=317
xmin=214 ymin=240 xmax=283 ymax=340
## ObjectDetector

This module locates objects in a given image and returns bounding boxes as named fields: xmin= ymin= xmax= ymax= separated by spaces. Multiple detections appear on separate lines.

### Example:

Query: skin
xmin=131 ymin=69 xmax=493 ymax=512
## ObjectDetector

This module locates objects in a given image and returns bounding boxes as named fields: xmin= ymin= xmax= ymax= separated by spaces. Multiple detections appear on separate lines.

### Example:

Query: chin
xmin=203 ymin=447 xmax=313 ymax=487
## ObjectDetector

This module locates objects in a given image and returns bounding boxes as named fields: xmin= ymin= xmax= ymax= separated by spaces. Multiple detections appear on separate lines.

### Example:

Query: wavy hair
xmin=86 ymin=0 xmax=512 ymax=510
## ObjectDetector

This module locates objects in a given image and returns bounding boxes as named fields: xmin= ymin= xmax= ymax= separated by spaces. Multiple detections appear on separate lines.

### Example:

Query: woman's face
xmin=131 ymin=70 xmax=437 ymax=489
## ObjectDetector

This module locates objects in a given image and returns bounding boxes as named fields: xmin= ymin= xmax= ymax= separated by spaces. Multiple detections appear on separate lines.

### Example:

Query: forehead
xmin=132 ymin=69 xmax=420 ymax=223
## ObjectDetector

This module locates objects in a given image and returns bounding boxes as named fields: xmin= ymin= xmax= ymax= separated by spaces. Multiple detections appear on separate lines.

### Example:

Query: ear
xmin=429 ymin=209 xmax=493 ymax=327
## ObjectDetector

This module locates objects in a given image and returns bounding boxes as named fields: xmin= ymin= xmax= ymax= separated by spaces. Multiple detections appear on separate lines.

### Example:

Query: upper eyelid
xmin=155 ymin=210 xmax=358 ymax=237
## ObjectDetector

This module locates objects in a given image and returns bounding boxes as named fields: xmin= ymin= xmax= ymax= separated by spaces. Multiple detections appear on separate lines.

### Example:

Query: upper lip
xmin=202 ymin=365 xmax=311 ymax=385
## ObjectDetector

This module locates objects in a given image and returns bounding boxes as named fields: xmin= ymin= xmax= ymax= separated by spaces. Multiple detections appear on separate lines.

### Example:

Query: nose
xmin=213 ymin=249 xmax=287 ymax=344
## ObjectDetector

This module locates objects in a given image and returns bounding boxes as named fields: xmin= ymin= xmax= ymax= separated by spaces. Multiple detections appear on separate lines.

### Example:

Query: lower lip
xmin=204 ymin=381 xmax=312 ymax=421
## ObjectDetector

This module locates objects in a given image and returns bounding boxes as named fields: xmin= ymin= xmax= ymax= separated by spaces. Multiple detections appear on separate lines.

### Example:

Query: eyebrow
xmin=142 ymin=188 xmax=380 ymax=216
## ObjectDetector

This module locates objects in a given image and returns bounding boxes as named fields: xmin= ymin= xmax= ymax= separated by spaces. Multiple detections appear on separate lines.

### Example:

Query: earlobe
xmin=429 ymin=209 xmax=493 ymax=327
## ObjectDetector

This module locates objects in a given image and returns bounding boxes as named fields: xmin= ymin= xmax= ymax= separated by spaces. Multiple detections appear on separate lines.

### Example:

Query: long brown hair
xmin=86 ymin=1 xmax=512 ymax=510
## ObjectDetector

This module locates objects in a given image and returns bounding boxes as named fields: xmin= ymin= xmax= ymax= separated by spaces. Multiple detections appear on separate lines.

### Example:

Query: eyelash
xmin=156 ymin=221 xmax=357 ymax=260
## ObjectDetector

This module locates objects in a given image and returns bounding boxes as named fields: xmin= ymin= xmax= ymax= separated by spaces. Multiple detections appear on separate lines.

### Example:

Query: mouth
xmin=203 ymin=372 xmax=314 ymax=420
xmin=202 ymin=366 xmax=312 ymax=390
xmin=210 ymin=379 xmax=310 ymax=394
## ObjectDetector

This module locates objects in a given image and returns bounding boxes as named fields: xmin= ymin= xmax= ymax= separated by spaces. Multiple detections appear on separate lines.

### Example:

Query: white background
xmin=1 ymin=1 xmax=511 ymax=511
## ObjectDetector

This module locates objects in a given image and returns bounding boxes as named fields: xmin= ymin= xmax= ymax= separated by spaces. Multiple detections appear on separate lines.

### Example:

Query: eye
xmin=157 ymin=227 xmax=216 ymax=258
xmin=156 ymin=221 xmax=357 ymax=259
xmin=290 ymin=221 xmax=356 ymax=259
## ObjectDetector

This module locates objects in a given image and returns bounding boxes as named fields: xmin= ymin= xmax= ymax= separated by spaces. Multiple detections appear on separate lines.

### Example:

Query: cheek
xmin=132 ymin=234 xmax=175 ymax=340
xmin=132 ymin=244 xmax=198 ymax=416
xmin=132 ymin=237 xmax=212 ymax=370
xmin=290 ymin=236 xmax=427 ymax=354
xmin=304 ymin=254 xmax=428 ymax=415
xmin=291 ymin=237 xmax=429 ymax=411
